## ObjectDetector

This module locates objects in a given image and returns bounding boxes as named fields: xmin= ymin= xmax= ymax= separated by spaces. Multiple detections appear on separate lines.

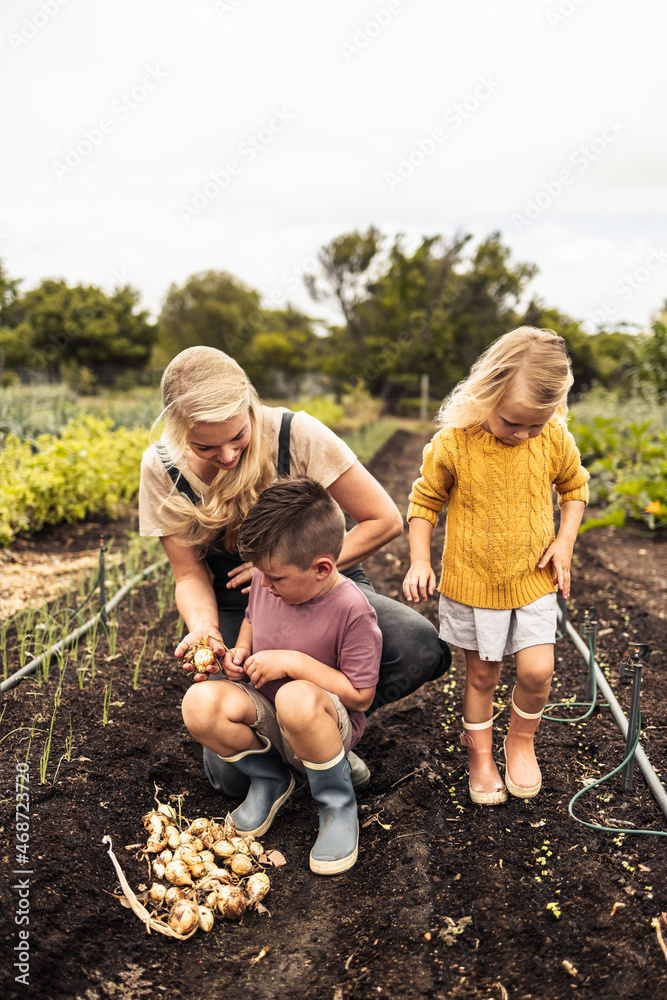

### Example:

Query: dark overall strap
xmin=154 ymin=441 xmax=200 ymax=505
xmin=277 ymin=410 xmax=295 ymax=477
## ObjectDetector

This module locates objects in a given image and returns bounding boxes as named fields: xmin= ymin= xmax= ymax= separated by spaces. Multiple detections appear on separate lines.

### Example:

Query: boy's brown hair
xmin=238 ymin=476 xmax=346 ymax=571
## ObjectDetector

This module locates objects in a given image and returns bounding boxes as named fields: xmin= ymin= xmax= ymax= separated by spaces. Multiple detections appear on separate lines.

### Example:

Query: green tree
xmin=519 ymin=301 xmax=599 ymax=394
xmin=636 ymin=312 xmax=667 ymax=401
xmin=4 ymin=279 xmax=157 ymax=385
xmin=308 ymin=230 xmax=537 ymax=405
xmin=156 ymin=270 xmax=263 ymax=371
xmin=156 ymin=270 xmax=320 ymax=396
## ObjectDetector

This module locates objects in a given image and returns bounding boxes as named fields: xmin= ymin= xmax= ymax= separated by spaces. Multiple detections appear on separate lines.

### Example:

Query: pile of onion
xmin=107 ymin=804 xmax=274 ymax=939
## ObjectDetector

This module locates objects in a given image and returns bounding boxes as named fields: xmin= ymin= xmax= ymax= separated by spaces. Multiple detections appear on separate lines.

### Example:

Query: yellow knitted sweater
xmin=407 ymin=419 xmax=589 ymax=610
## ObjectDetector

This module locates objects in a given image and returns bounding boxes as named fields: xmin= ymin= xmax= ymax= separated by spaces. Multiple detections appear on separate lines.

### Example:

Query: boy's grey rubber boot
xmin=204 ymin=747 xmax=370 ymax=796
xmin=218 ymin=734 xmax=295 ymax=837
xmin=304 ymin=750 xmax=359 ymax=875
xmin=203 ymin=747 xmax=250 ymax=798
xmin=347 ymin=750 xmax=370 ymax=788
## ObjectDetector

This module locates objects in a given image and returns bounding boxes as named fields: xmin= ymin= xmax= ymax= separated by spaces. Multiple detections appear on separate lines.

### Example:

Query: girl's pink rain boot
xmin=503 ymin=690 xmax=544 ymax=798
xmin=460 ymin=717 xmax=507 ymax=806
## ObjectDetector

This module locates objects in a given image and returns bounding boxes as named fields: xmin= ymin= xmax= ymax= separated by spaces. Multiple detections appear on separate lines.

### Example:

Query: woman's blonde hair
xmin=153 ymin=346 xmax=273 ymax=551
xmin=437 ymin=326 xmax=574 ymax=428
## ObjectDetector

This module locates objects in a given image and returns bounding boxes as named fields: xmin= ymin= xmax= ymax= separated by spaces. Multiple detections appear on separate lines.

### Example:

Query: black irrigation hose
xmin=544 ymin=625 xmax=602 ymax=723
xmin=550 ymin=605 xmax=667 ymax=835
xmin=0 ymin=557 xmax=169 ymax=694
xmin=567 ymin=707 xmax=666 ymax=838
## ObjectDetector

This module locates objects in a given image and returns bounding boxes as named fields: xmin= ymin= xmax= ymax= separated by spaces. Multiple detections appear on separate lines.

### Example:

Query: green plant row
xmin=571 ymin=415 xmax=667 ymax=531
xmin=0 ymin=384 xmax=160 ymax=447
xmin=0 ymin=416 xmax=149 ymax=546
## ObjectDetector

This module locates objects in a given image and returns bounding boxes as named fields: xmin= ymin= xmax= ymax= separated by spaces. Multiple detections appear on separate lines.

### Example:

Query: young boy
xmin=181 ymin=476 xmax=382 ymax=875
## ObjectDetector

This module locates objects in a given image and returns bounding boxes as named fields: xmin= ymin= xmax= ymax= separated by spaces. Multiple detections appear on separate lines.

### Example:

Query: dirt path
xmin=1 ymin=430 xmax=666 ymax=1000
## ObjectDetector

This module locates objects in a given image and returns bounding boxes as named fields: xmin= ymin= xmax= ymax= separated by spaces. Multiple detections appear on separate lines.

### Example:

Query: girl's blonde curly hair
xmin=437 ymin=326 xmax=574 ymax=429
xmin=152 ymin=346 xmax=273 ymax=551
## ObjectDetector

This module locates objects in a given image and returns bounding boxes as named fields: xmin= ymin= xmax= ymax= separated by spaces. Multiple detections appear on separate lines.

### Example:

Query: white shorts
xmin=438 ymin=592 xmax=558 ymax=662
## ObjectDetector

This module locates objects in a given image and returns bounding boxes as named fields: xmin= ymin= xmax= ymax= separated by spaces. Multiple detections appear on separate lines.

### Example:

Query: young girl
xmin=402 ymin=327 xmax=589 ymax=804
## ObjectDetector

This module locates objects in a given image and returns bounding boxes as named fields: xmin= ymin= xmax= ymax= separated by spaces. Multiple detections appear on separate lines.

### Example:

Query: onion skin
xmin=230 ymin=853 xmax=254 ymax=877
xmin=198 ymin=905 xmax=215 ymax=932
xmin=187 ymin=818 xmax=211 ymax=837
xmin=164 ymin=860 xmax=194 ymax=887
xmin=193 ymin=647 xmax=216 ymax=669
xmin=245 ymin=872 xmax=271 ymax=902
xmin=216 ymin=885 xmax=247 ymax=921
xmin=168 ymin=898 xmax=199 ymax=935
xmin=148 ymin=883 xmax=167 ymax=903
xmin=212 ymin=839 xmax=235 ymax=858
xmin=145 ymin=834 xmax=168 ymax=853
xmin=142 ymin=810 xmax=166 ymax=837
xmin=165 ymin=887 xmax=186 ymax=905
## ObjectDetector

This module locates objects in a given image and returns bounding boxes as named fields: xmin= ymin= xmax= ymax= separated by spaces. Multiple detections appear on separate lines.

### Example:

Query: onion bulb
xmin=197 ymin=905 xmax=215 ymax=932
xmin=212 ymin=839 xmax=235 ymax=858
xmin=164 ymin=860 xmax=194 ymax=887
xmin=216 ymin=885 xmax=247 ymax=921
xmin=187 ymin=817 xmax=210 ymax=837
xmin=148 ymin=883 xmax=167 ymax=903
xmin=165 ymin=886 xmax=186 ymax=905
xmin=167 ymin=898 xmax=199 ymax=935
xmin=230 ymin=853 xmax=254 ymax=877
xmin=245 ymin=872 xmax=271 ymax=902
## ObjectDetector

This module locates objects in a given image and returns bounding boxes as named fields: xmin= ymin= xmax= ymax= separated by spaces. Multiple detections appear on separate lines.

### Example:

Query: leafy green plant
xmin=0 ymin=415 xmax=148 ymax=546
xmin=571 ymin=411 xmax=667 ymax=531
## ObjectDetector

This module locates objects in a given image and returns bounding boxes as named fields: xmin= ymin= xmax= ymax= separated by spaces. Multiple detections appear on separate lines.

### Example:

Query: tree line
xmin=1 ymin=229 xmax=665 ymax=406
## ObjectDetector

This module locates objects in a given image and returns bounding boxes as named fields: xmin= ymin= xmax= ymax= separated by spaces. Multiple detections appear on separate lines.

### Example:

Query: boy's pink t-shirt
xmin=245 ymin=575 xmax=382 ymax=747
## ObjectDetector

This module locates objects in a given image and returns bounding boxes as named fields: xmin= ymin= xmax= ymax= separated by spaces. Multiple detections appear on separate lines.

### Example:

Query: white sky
xmin=2 ymin=0 xmax=666 ymax=335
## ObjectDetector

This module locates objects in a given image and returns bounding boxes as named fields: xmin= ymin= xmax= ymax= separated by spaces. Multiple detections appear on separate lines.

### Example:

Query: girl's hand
xmin=538 ymin=540 xmax=574 ymax=598
xmin=403 ymin=560 xmax=436 ymax=603
xmin=175 ymin=628 xmax=226 ymax=683
xmin=226 ymin=562 xmax=257 ymax=594
xmin=223 ymin=646 xmax=250 ymax=681
xmin=244 ymin=650 xmax=290 ymax=689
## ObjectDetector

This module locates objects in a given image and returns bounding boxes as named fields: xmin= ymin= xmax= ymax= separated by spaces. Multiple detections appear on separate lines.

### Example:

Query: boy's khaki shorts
xmin=438 ymin=592 xmax=558 ymax=662
xmin=221 ymin=679 xmax=352 ymax=774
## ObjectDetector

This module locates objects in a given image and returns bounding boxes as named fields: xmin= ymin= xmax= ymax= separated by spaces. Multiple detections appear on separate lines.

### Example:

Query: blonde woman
xmin=140 ymin=346 xmax=451 ymax=799
xmin=402 ymin=328 xmax=589 ymax=805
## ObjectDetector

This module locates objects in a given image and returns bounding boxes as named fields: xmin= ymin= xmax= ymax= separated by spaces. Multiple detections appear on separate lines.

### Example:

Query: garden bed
xmin=1 ymin=429 xmax=666 ymax=999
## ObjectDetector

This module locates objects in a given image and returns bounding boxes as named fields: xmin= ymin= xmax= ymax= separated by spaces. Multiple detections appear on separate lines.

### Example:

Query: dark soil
xmin=1 ymin=429 xmax=666 ymax=1000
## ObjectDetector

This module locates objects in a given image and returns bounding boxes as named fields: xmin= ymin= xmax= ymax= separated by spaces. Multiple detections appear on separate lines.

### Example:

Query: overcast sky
xmin=2 ymin=0 xmax=666 ymax=335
